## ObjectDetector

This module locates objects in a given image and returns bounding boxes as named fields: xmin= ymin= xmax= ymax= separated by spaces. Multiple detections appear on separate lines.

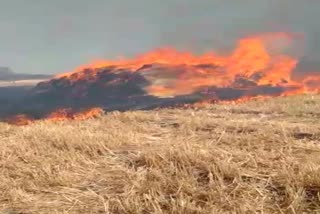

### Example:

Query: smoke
xmin=1 ymin=0 xmax=320 ymax=74
xmin=1 ymin=0 xmax=320 ymax=125
xmin=157 ymin=0 xmax=319 ymax=69
xmin=0 ymin=43 xmax=318 ymax=125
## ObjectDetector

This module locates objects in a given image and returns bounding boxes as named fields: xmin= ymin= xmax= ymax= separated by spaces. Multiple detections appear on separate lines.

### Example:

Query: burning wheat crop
xmin=2 ymin=32 xmax=319 ymax=125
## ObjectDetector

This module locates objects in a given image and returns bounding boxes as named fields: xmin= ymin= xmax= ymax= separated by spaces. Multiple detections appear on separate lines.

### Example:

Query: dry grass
xmin=0 ymin=95 xmax=320 ymax=213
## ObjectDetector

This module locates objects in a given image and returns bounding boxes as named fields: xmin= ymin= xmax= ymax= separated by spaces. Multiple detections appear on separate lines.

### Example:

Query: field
xmin=0 ymin=95 xmax=319 ymax=213
xmin=0 ymin=79 xmax=46 ymax=87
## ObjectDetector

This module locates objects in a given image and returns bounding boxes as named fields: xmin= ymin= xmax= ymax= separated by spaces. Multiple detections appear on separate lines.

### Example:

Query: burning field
xmin=1 ymin=32 xmax=319 ymax=125
xmin=0 ymin=32 xmax=320 ymax=213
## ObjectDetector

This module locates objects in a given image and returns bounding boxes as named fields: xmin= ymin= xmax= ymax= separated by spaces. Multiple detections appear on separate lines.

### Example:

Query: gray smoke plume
xmin=0 ymin=0 xmax=319 ymax=75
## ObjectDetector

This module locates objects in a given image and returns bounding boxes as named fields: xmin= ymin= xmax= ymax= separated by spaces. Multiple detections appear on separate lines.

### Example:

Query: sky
xmin=0 ymin=0 xmax=319 ymax=74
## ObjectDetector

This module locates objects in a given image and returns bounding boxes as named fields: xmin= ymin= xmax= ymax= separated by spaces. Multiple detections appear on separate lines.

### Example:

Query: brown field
xmin=0 ymin=95 xmax=319 ymax=213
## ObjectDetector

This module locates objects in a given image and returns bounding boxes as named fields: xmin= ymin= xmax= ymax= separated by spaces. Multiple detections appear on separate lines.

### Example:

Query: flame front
xmin=5 ymin=108 xmax=104 ymax=126
xmin=4 ymin=32 xmax=320 ymax=125
xmin=56 ymin=32 xmax=317 ymax=98
xmin=45 ymin=107 xmax=105 ymax=122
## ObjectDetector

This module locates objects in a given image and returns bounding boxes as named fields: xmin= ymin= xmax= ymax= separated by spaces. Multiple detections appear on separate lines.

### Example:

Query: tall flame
xmin=56 ymin=32 xmax=314 ymax=98
xmin=4 ymin=32 xmax=320 ymax=125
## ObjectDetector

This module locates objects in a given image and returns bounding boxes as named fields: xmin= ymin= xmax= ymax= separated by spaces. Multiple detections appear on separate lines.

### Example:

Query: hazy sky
xmin=0 ymin=0 xmax=319 ymax=74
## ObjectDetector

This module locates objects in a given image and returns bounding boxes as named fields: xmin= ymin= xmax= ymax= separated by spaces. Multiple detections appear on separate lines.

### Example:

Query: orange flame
xmin=5 ymin=107 xmax=104 ymax=125
xmin=55 ymin=32 xmax=317 ymax=98
xmin=302 ymin=76 xmax=320 ymax=93
xmin=4 ymin=32 xmax=320 ymax=126
xmin=45 ymin=107 xmax=104 ymax=122
xmin=4 ymin=114 xmax=35 ymax=126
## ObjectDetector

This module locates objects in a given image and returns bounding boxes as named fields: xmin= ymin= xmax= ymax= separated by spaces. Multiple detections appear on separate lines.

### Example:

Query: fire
xmin=55 ymin=32 xmax=316 ymax=98
xmin=2 ymin=32 xmax=320 ymax=126
xmin=227 ymin=37 xmax=271 ymax=76
xmin=184 ymin=95 xmax=275 ymax=108
xmin=45 ymin=107 xmax=104 ymax=122
xmin=45 ymin=108 xmax=73 ymax=122
xmin=302 ymin=75 xmax=320 ymax=93
xmin=4 ymin=114 xmax=35 ymax=126
xmin=72 ymin=108 xmax=105 ymax=120
xmin=5 ymin=107 xmax=104 ymax=125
